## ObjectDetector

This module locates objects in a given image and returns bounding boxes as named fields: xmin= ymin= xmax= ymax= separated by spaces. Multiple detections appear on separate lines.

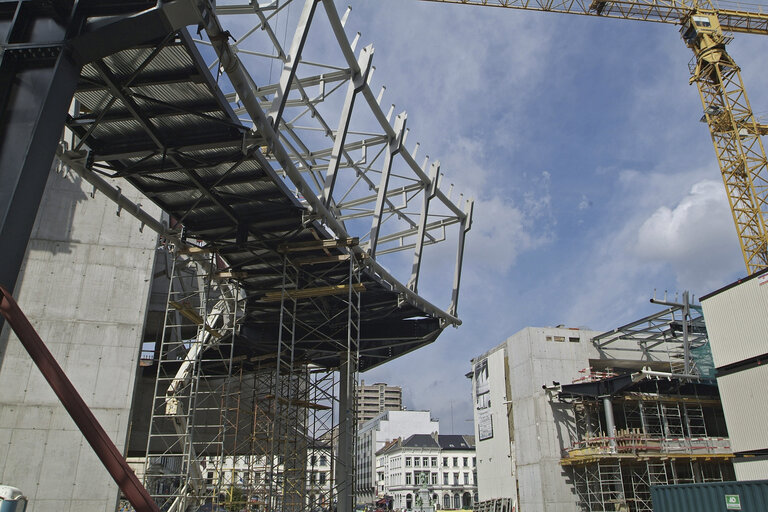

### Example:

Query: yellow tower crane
xmin=417 ymin=0 xmax=768 ymax=274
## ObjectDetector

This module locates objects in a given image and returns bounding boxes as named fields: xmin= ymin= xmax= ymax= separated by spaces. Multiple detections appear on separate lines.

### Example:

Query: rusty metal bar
xmin=0 ymin=285 xmax=160 ymax=512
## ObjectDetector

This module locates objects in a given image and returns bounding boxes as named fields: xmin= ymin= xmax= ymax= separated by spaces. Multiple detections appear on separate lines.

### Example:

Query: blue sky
xmin=217 ymin=0 xmax=767 ymax=434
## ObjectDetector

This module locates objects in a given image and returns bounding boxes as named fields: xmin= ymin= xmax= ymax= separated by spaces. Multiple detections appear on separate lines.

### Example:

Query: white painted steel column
xmin=267 ymin=0 xmax=320 ymax=129
xmin=449 ymin=199 xmax=473 ymax=317
xmin=369 ymin=112 xmax=406 ymax=257
xmin=408 ymin=161 xmax=439 ymax=292
xmin=322 ymin=45 xmax=374 ymax=208
xmin=603 ymin=396 xmax=617 ymax=454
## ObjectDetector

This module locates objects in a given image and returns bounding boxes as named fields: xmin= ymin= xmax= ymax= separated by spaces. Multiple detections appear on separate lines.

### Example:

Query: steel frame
xmin=591 ymin=293 xmax=706 ymax=376
xmin=199 ymin=0 xmax=473 ymax=318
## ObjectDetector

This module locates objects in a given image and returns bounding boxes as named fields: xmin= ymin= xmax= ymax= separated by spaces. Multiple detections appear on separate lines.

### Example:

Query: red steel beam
xmin=0 ymin=285 xmax=160 ymax=512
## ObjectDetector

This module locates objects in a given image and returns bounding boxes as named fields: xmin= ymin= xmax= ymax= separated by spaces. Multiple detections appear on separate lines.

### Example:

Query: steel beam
xmin=369 ymin=112 xmax=406 ymax=258
xmin=267 ymin=0 xmax=320 ymax=129
xmin=0 ymin=43 xmax=80 ymax=309
xmin=322 ymin=45 xmax=374 ymax=208
xmin=408 ymin=161 xmax=439 ymax=292
xmin=449 ymin=199 xmax=473 ymax=317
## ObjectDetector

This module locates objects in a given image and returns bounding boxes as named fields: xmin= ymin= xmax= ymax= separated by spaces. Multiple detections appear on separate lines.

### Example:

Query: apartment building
xmin=357 ymin=381 xmax=403 ymax=425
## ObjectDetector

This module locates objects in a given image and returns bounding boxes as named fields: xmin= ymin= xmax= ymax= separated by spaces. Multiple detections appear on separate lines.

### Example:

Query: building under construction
xmin=470 ymin=295 xmax=734 ymax=512
xmin=0 ymin=2 xmax=471 ymax=512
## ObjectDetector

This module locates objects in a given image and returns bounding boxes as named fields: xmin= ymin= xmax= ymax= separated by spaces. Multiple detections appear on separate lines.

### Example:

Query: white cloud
xmin=634 ymin=179 xmax=742 ymax=290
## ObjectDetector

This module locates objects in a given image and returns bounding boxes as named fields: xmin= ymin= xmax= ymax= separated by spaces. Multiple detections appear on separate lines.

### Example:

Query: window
xmin=443 ymin=473 xmax=449 ymax=485
xmin=554 ymin=336 xmax=565 ymax=342
xmin=406 ymin=473 xmax=412 ymax=485
xmin=472 ymin=457 xmax=476 ymax=467
xmin=319 ymin=473 xmax=326 ymax=485
xmin=463 ymin=457 xmax=468 ymax=467
xmin=453 ymin=457 xmax=458 ymax=466
xmin=453 ymin=472 xmax=459 ymax=485
xmin=453 ymin=494 xmax=461 ymax=509
xmin=310 ymin=472 xmax=316 ymax=484
xmin=431 ymin=473 xmax=438 ymax=485
xmin=423 ymin=457 xmax=429 ymax=467
xmin=442 ymin=457 xmax=448 ymax=466
xmin=405 ymin=457 xmax=412 ymax=467
xmin=431 ymin=457 xmax=438 ymax=467
xmin=311 ymin=455 xmax=317 ymax=466
xmin=693 ymin=15 xmax=712 ymax=27
xmin=443 ymin=495 xmax=451 ymax=509
xmin=569 ymin=336 xmax=579 ymax=343
xmin=320 ymin=455 xmax=327 ymax=466
xmin=464 ymin=473 xmax=469 ymax=485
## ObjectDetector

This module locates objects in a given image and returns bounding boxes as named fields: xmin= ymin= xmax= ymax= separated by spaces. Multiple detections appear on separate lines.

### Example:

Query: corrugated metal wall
xmin=652 ymin=480 xmax=768 ymax=512
xmin=717 ymin=365 xmax=768 ymax=453
xmin=701 ymin=273 xmax=768 ymax=367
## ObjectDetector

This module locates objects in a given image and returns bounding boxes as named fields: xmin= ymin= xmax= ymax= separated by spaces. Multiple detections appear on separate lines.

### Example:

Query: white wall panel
xmin=717 ymin=364 xmax=768 ymax=453
xmin=701 ymin=273 xmax=768 ymax=367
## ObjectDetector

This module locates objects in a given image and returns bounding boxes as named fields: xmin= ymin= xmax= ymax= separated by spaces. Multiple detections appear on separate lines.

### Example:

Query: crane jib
xmin=425 ymin=0 xmax=768 ymax=35
xmin=420 ymin=0 xmax=768 ymax=274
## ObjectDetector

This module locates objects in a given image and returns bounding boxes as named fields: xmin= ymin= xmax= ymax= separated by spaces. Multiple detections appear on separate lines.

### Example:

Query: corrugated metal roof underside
xmin=66 ymin=28 xmax=444 ymax=371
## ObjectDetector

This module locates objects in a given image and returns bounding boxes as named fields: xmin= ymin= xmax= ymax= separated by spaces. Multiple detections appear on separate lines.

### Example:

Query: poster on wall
xmin=474 ymin=358 xmax=489 ymax=396
xmin=477 ymin=408 xmax=493 ymax=440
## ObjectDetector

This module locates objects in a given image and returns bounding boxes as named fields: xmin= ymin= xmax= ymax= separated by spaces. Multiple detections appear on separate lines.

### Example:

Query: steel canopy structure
xmin=0 ymin=1 xmax=471 ymax=511
xmin=60 ymin=25 xmax=463 ymax=371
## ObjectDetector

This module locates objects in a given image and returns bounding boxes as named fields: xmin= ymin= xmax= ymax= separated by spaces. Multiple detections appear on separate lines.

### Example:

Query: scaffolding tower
xmin=143 ymin=240 xmax=363 ymax=512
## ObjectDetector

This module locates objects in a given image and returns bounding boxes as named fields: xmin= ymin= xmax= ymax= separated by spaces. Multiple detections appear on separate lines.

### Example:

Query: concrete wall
xmin=470 ymin=344 xmax=516 ymax=504
xmin=0 ymin=169 xmax=159 ymax=512
xmin=506 ymin=327 xmax=601 ymax=512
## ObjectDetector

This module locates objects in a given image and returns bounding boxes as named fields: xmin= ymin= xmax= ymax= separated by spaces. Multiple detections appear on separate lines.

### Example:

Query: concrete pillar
xmin=0 ymin=171 xmax=160 ymax=512
xmin=335 ymin=357 xmax=355 ymax=512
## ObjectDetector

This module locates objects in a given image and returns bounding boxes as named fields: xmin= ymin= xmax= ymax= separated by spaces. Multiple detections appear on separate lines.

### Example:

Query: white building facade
xmin=376 ymin=434 xmax=477 ymax=511
xmin=469 ymin=344 xmax=517 ymax=512
xmin=356 ymin=410 xmax=440 ymax=504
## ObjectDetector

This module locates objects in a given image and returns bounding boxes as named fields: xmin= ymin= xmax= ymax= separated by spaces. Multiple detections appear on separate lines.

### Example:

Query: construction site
xmin=470 ymin=295 xmax=743 ymax=512
xmin=3 ymin=0 xmax=768 ymax=512
xmin=555 ymin=304 xmax=735 ymax=512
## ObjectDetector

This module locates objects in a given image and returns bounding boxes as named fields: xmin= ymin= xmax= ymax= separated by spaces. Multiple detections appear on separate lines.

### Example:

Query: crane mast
xmin=419 ymin=0 xmax=768 ymax=273
xmin=681 ymin=12 xmax=768 ymax=271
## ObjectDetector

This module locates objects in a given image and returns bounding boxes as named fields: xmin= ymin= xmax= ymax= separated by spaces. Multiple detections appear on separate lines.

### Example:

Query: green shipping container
xmin=652 ymin=480 xmax=768 ymax=512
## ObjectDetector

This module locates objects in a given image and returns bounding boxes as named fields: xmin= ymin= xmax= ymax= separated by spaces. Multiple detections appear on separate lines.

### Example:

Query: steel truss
xmin=591 ymin=292 xmax=706 ymax=376
xmin=198 ymin=0 xmax=473 ymax=316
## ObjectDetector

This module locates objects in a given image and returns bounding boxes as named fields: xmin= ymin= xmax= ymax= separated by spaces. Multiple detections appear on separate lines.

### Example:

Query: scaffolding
xmin=557 ymin=294 xmax=734 ymax=512
xmin=142 ymin=240 xmax=362 ymax=512
xmin=562 ymin=382 xmax=733 ymax=512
